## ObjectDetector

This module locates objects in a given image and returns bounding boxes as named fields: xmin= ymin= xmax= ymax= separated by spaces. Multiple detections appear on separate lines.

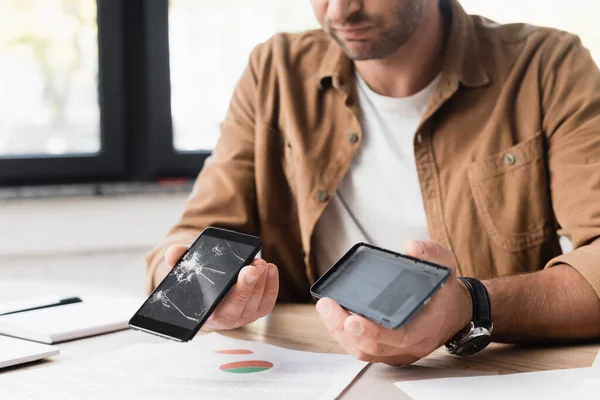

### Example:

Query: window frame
xmin=0 ymin=0 xmax=127 ymax=186
xmin=144 ymin=0 xmax=210 ymax=179
xmin=0 ymin=0 xmax=218 ymax=187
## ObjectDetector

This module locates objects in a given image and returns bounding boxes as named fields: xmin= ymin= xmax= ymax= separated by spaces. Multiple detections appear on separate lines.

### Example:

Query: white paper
xmin=0 ymin=333 xmax=367 ymax=400
xmin=0 ymin=295 xmax=143 ymax=343
xmin=395 ymin=356 xmax=600 ymax=400
xmin=0 ymin=336 xmax=59 ymax=369
xmin=586 ymin=349 xmax=600 ymax=388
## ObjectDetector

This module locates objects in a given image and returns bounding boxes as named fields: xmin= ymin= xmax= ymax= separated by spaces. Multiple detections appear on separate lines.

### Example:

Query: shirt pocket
xmin=467 ymin=132 xmax=555 ymax=252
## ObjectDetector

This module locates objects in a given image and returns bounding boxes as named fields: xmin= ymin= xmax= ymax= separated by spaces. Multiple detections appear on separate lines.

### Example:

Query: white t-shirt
xmin=313 ymin=72 xmax=440 ymax=275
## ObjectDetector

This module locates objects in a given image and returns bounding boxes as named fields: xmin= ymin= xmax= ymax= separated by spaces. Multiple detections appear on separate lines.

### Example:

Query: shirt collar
xmin=315 ymin=0 xmax=490 ymax=91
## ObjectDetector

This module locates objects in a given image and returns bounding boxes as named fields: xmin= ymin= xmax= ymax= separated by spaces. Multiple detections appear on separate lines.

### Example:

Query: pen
xmin=0 ymin=297 xmax=83 ymax=316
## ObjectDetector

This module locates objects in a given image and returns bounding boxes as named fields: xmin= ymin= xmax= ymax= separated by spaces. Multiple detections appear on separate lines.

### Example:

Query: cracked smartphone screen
xmin=136 ymin=236 xmax=257 ymax=330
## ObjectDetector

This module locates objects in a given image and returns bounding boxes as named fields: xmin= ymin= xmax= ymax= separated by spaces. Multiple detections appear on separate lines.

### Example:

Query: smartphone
xmin=129 ymin=227 xmax=262 ymax=342
xmin=310 ymin=243 xmax=451 ymax=330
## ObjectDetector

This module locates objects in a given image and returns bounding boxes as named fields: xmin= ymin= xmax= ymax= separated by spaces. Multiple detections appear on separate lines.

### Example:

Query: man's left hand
xmin=316 ymin=240 xmax=473 ymax=365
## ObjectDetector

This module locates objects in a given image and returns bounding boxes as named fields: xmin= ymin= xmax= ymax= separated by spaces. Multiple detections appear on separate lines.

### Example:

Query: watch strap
xmin=458 ymin=277 xmax=492 ymax=329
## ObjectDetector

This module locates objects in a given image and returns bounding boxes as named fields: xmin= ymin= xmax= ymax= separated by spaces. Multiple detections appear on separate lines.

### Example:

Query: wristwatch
xmin=445 ymin=277 xmax=493 ymax=356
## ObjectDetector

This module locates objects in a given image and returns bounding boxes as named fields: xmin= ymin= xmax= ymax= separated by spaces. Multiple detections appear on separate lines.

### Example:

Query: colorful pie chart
xmin=219 ymin=360 xmax=274 ymax=374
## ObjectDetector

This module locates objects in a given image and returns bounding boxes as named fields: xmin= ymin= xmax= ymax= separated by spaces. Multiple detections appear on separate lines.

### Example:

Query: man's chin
xmin=343 ymin=46 xmax=387 ymax=61
xmin=335 ymin=39 xmax=389 ymax=61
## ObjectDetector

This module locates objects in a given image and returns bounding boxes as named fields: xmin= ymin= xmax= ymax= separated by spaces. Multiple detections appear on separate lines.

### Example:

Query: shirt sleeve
xmin=145 ymin=44 xmax=266 ymax=294
xmin=541 ymin=32 xmax=600 ymax=298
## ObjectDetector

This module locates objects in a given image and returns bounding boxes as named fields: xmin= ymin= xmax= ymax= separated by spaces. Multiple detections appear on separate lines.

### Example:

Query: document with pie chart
xmin=0 ymin=333 xmax=368 ymax=400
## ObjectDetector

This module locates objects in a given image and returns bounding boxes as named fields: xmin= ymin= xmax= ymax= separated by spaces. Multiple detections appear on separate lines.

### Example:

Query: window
xmin=460 ymin=0 xmax=599 ymax=66
xmin=0 ymin=0 xmax=126 ymax=185
xmin=3 ymin=1 xmax=598 ymax=186
xmin=0 ymin=0 xmax=99 ymax=156
xmin=144 ymin=0 xmax=319 ymax=178
xmin=168 ymin=0 xmax=319 ymax=152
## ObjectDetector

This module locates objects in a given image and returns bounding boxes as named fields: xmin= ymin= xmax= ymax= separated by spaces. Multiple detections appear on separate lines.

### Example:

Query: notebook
xmin=0 ymin=295 xmax=143 ymax=344
xmin=0 ymin=335 xmax=59 ymax=369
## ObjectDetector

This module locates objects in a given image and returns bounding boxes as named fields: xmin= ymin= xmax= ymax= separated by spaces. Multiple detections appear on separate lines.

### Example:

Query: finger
xmin=351 ymin=335 xmax=399 ymax=358
xmin=381 ymin=354 xmax=422 ymax=367
xmin=202 ymin=261 xmax=269 ymax=331
xmin=210 ymin=265 xmax=259 ymax=327
xmin=164 ymin=245 xmax=190 ymax=267
xmin=342 ymin=314 xmax=417 ymax=350
xmin=153 ymin=262 xmax=173 ymax=287
xmin=316 ymin=298 xmax=349 ymax=335
xmin=238 ymin=262 xmax=268 ymax=322
xmin=316 ymin=298 xmax=364 ymax=358
xmin=256 ymin=263 xmax=279 ymax=317
xmin=200 ymin=313 xmax=219 ymax=332
xmin=343 ymin=315 xmax=432 ymax=363
xmin=252 ymin=258 xmax=268 ymax=266
xmin=404 ymin=240 xmax=457 ymax=274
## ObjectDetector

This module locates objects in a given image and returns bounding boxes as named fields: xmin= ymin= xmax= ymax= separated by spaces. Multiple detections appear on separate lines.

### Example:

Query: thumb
xmin=403 ymin=240 xmax=457 ymax=274
xmin=164 ymin=244 xmax=190 ymax=267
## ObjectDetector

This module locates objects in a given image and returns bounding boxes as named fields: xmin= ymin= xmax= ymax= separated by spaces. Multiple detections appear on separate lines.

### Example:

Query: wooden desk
xmin=1 ymin=281 xmax=598 ymax=399
xmin=226 ymin=304 xmax=599 ymax=398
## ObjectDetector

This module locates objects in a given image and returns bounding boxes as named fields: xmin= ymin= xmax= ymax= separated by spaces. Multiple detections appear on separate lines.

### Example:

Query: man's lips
xmin=333 ymin=26 xmax=373 ymax=40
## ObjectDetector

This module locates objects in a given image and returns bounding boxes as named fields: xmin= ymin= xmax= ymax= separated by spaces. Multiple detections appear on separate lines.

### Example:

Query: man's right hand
xmin=153 ymin=245 xmax=279 ymax=332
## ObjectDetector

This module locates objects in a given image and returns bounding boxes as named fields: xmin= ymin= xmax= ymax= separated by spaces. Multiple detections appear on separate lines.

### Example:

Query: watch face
xmin=455 ymin=334 xmax=492 ymax=357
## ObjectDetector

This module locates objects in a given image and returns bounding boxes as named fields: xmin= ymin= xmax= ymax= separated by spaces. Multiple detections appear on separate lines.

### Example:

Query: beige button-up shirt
xmin=147 ymin=0 xmax=600 ymax=303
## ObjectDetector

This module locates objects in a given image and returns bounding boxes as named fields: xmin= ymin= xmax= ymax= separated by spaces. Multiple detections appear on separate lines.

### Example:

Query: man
xmin=147 ymin=0 xmax=600 ymax=364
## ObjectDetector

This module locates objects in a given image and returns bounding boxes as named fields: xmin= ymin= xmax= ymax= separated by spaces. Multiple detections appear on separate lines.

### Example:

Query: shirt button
xmin=347 ymin=132 xmax=359 ymax=143
xmin=316 ymin=190 xmax=329 ymax=203
xmin=503 ymin=153 xmax=516 ymax=165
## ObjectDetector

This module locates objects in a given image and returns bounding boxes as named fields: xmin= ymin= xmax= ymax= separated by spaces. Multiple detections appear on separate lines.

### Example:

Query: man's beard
xmin=327 ymin=2 xmax=425 ymax=61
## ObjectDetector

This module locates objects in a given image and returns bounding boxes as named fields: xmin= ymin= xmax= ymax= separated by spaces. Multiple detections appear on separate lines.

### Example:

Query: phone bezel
xmin=310 ymin=242 xmax=451 ymax=330
xmin=129 ymin=227 xmax=262 ymax=342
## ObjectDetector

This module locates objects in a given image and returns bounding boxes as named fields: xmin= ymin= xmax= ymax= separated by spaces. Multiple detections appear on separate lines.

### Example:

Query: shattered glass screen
xmin=137 ymin=236 xmax=256 ymax=330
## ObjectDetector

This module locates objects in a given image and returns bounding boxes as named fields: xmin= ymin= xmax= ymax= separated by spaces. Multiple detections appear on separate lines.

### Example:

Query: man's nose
xmin=327 ymin=0 xmax=362 ymax=24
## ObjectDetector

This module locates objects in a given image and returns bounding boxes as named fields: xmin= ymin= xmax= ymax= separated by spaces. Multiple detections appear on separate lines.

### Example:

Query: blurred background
xmin=0 ymin=0 xmax=594 ymax=292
